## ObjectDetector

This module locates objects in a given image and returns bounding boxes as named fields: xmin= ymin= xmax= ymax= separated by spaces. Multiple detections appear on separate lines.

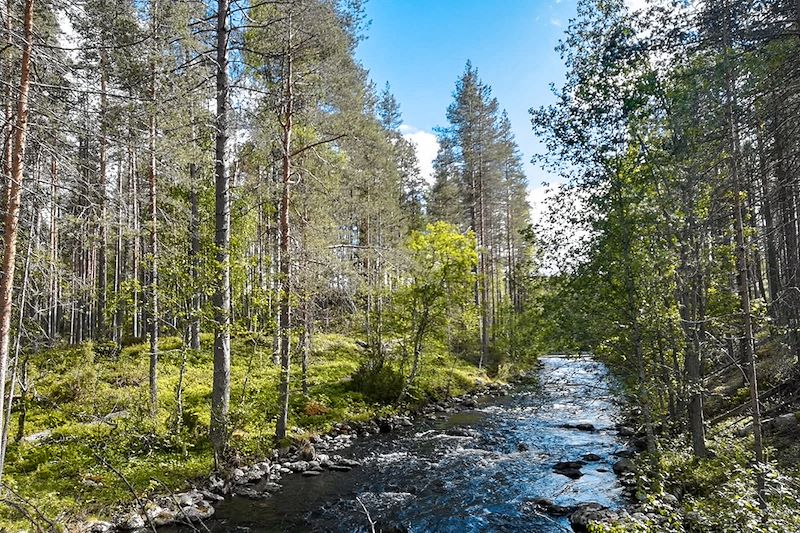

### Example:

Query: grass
xmin=1 ymin=332 xmax=497 ymax=529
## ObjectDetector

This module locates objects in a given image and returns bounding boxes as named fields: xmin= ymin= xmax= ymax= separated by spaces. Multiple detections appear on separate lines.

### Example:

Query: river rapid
xmin=176 ymin=356 xmax=628 ymax=532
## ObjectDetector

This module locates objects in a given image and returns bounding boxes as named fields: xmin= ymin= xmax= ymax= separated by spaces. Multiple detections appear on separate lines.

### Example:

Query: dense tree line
xmin=0 ymin=0 xmax=534 ymax=496
xmin=533 ymin=0 xmax=800 ymax=527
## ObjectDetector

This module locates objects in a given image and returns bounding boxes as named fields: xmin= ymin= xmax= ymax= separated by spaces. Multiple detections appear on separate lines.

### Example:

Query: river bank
xmin=147 ymin=356 xmax=649 ymax=532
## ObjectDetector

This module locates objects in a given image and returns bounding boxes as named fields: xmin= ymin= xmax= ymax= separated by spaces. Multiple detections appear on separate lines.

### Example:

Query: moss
xmin=1 ymin=332 xmax=520 ymax=529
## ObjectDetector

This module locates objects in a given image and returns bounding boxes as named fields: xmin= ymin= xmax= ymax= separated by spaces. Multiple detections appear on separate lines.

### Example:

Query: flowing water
xmin=186 ymin=356 xmax=627 ymax=532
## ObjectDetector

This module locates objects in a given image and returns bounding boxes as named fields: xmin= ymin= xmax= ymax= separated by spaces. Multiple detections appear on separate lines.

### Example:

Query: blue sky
xmin=354 ymin=0 xmax=583 ymax=210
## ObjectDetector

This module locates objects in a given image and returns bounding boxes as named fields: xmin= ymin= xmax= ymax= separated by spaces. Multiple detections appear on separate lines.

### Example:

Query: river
xmin=176 ymin=355 xmax=627 ymax=532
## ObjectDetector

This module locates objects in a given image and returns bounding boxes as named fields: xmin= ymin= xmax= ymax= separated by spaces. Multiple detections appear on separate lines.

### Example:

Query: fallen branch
xmin=91 ymin=449 xmax=158 ymax=533
xmin=355 ymin=496 xmax=376 ymax=533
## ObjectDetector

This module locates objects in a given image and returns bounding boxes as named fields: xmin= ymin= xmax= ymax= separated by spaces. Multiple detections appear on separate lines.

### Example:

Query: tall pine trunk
xmin=210 ymin=0 xmax=231 ymax=466
xmin=0 ymin=0 xmax=33 ymax=490
xmin=275 ymin=17 xmax=294 ymax=441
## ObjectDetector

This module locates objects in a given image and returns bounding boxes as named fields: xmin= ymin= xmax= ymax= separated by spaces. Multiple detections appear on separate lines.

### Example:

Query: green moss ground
xmin=2 ymin=333 xmax=497 ymax=529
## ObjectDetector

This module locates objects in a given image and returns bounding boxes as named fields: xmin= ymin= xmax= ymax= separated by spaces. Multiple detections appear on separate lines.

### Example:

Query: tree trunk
xmin=723 ymin=2 xmax=766 ymax=506
xmin=96 ymin=50 xmax=109 ymax=339
xmin=210 ymin=0 xmax=231 ymax=466
xmin=147 ymin=9 xmax=159 ymax=417
xmin=276 ymin=17 xmax=294 ymax=441
xmin=0 ymin=0 xmax=33 ymax=490
xmin=189 ymin=166 xmax=201 ymax=351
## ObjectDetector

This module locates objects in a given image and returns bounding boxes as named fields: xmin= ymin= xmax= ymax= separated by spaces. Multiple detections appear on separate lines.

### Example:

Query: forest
xmin=0 ymin=0 xmax=798 ymax=531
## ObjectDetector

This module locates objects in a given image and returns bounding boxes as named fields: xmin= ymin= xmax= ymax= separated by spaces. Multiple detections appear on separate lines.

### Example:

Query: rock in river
xmin=553 ymin=461 xmax=585 ymax=479
xmin=613 ymin=458 xmax=636 ymax=476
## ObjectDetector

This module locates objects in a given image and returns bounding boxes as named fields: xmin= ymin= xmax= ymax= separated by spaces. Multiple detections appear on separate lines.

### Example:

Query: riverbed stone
xmin=235 ymin=487 xmax=271 ymax=500
xmin=181 ymin=500 xmax=215 ymax=521
xmin=86 ymin=520 xmax=114 ymax=533
xmin=147 ymin=506 xmax=178 ymax=527
xmin=560 ymin=422 xmax=596 ymax=432
xmin=118 ymin=512 xmax=145 ymax=530
xmin=613 ymin=458 xmax=636 ymax=476
xmin=554 ymin=461 xmax=585 ymax=479
xmin=569 ymin=503 xmax=618 ymax=532
xmin=617 ymin=425 xmax=636 ymax=437
xmin=177 ymin=490 xmax=204 ymax=506
xmin=522 ymin=498 xmax=576 ymax=516
xmin=581 ymin=453 xmax=602 ymax=462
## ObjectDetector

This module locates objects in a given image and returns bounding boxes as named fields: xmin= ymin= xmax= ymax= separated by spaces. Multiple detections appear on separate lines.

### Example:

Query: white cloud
xmin=550 ymin=17 xmax=562 ymax=27
xmin=400 ymin=125 xmax=439 ymax=186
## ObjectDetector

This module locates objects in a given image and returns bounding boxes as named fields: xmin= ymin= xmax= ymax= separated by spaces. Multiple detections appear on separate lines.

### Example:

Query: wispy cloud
xmin=549 ymin=17 xmax=562 ymax=28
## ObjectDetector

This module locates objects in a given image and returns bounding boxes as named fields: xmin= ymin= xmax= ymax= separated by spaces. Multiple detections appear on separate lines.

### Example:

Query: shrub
xmin=350 ymin=362 xmax=405 ymax=403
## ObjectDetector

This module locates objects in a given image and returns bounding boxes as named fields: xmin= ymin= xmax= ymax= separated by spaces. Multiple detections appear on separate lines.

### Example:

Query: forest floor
xmin=1 ymin=333 xmax=503 ymax=530
xmin=624 ymin=340 xmax=800 ymax=531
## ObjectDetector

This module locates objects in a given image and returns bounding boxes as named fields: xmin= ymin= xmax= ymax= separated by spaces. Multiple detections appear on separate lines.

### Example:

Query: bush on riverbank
xmin=2 ymin=333 xmax=498 ymax=530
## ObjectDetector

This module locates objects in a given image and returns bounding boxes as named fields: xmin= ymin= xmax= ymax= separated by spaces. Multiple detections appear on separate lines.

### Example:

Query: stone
xmin=581 ymin=453 xmax=602 ymax=462
xmin=618 ymin=426 xmax=636 ymax=437
xmin=148 ymin=507 xmax=178 ymax=527
xmin=181 ymin=500 xmax=215 ymax=521
xmin=201 ymin=489 xmax=225 ymax=502
xmin=613 ymin=458 xmax=636 ymax=476
xmin=20 ymin=429 xmax=53 ymax=443
xmin=178 ymin=490 xmax=203 ymax=506
xmin=287 ymin=461 xmax=310 ymax=472
xmin=235 ymin=487 xmax=271 ymax=500
xmin=559 ymin=422 xmax=596 ymax=432
xmin=119 ymin=513 xmax=145 ymax=531
xmin=87 ymin=521 xmax=114 ymax=533
xmin=254 ymin=480 xmax=281 ymax=492
xmin=330 ymin=464 xmax=352 ymax=472
xmin=662 ymin=493 xmax=678 ymax=506
xmin=517 ymin=442 xmax=529 ymax=452
xmin=446 ymin=428 xmax=480 ymax=438
xmin=569 ymin=503 xmax=619 ymax=532
xmin=338 ymin=458 xmax=362 ymax=467
xmin=522 ymin=498 xmax=576 ymax=516
xmin=553 ymin=461 xmax=585 ymax=479
xmin=302 ymin=470 xmax=321 ymax=477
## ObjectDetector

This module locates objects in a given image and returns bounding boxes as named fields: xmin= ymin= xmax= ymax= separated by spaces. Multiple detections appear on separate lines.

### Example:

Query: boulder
xmin=235 ymin=487 xmax=271 ymax=500
xmin=181 ymin=500 xmax=215 ymax=521
xmin=147 ymin=506 xmax=177 ymax=527
xmin=569 ymin=503 xmax=619 ymax=532
xmin=613 ymin=458 xmax=636 ymax=476
xmin=177 ymin=490 xmax=204 ymax=507
xmin=559 ymin=423 xmax=596 ymax=432
xmin=522 ymin=498 xmax=576 ymax=516
xmin=554 ymin=461 xmax=585 ymax=479
xmin=617 ymin=426 xmax=636 ymax=437
xmin=581 ymin=453 xmax=602 ymax=462
xmin=118 ymin=513 xmax=145 ymax=531
xmin=20 ymin=429 xmax=53 ymax=444
xmin=86 ymin=521 xmax=114 ymax=533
